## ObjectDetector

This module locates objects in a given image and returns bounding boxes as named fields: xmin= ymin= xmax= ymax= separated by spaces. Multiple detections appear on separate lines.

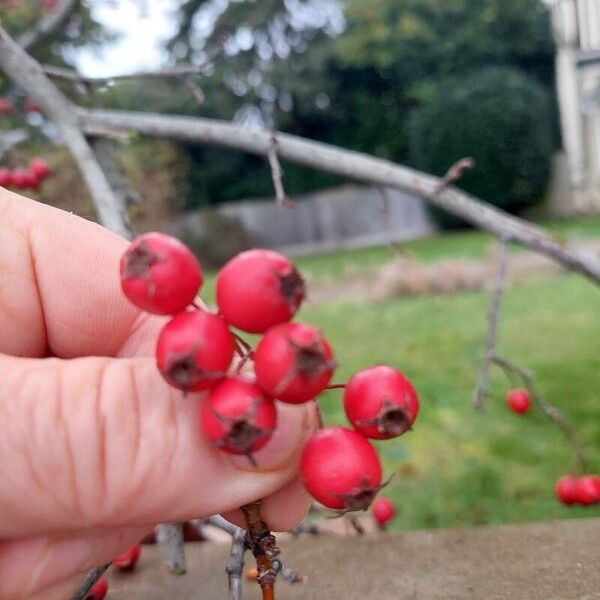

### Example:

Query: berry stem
xmin=69 ymin=563 xmax=111 ymax=600
xmin=234 ymin=349 xmax=254 ymax=374
xmin=325 ymin=382 xmax=346 ymax=390
xmin=241 ymin=501 xmax=279 ymax=600
xmin=492 ymin=355 xmax=587 ymax=474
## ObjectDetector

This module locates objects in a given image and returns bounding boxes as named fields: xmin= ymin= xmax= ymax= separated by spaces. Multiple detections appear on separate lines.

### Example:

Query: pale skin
xmin=0 ymin=190 xmax=316 ymax=600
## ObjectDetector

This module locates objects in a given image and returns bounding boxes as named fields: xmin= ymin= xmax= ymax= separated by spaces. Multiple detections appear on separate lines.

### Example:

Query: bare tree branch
xmin=473 ymin=238 xmax=510 ymax=409
xmin=18 ymin=0 xmax=81 ymax=53
xmin=43 ymin=63 xmax=209 ymax=85
xmin=157 ymin=523 xmax=187 ymax=575
xmin=0 ymin=25 xmax=131 ymax=239
xmin=0 ymin=129 xmax=29 ymax=160
xmin=226 ymin=528 xmax=247 ymax=600
xmin=491 ymin=355 xmax=587 ymax=473
xmin=76 ymin=108 xmax=600 ymax=285
xmin=267 ymin=132 xmax=292 ymax=208
xmin=69 ymin=563 xmax=110 ymax=600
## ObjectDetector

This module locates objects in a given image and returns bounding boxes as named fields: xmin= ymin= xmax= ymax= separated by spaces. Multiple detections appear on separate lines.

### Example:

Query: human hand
xmin=0 ymin=190 xmax=315 ymax=599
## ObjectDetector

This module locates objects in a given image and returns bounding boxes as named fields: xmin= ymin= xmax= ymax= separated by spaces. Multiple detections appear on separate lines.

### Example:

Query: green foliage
xmin=409 ymin=67 xmax=554 ymax=226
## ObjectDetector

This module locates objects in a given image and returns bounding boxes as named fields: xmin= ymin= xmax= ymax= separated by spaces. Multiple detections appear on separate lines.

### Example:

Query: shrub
xmin=409 ymin=67 xmax=554 ymax=227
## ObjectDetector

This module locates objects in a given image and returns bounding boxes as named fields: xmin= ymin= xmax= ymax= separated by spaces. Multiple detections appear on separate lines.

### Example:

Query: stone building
xmin=544 ymin=0 xmax=600 ymax=212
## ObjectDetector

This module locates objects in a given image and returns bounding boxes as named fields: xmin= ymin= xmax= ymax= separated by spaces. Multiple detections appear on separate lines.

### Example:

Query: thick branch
xmin=18 ymin=0 xmax=81 ymax=53
xmin=472 ymin=239 xmax=510 ymax=409
xmin=76 ymin=108 xmax=600 ymax=284
xmin=157 ymin=523 xmax=187 ymax=575
xmin=226 ymin=529 xmax=247 ymax=600
xmin=43 ymin=63 xmax=208 ymax=85
xmin=0 ymin=26 xmax=130 ymax=239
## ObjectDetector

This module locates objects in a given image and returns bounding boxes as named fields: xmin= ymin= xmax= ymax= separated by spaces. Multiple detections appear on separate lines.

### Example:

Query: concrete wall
xmin=175 ymin=184 xmax=436 ymax=256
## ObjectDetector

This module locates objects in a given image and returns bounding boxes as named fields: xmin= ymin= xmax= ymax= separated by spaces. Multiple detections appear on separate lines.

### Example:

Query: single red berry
xmin=506 ymin=388 xmax=531 ymax=414
xmin=120 ymin=232 xmax=203 ymax=315
xmin=300 ymin=426 xmax=383 ymax=511
xmin=554 ymin=475 xmax=578 ymax=505
xmin=575 ymin=475 xmax=600 ymax=506
xmin=0 ymin=168 xmax=11 ymax=187
xmin=254 ymin=322 xmax=335 ymax=404
xmin=344 ymin=365 xmax=419 ymax=439
xmin=24 ymin=98 xmax=41 ymax=114
xmin=112 ymin=544 xmax=141 ymax=571
xmin=10 ymin=168 xmax=29 ymax=189
xmin=200 ymin=377 xmax=277 ymax=462
xmin=216 ymin=249 xmax=305 ymax=333
xmin=86 ymin=577 xmax=108 ymax=600
xmin=0 ymin=97 xmax=13 ymax=116
xmin=372 ymin=496 xmax=396 ymax=527
xmin=156 ymin=310 xmax=234 ymax=393
xmin=29 ymin=157 xmax=50 ymax=180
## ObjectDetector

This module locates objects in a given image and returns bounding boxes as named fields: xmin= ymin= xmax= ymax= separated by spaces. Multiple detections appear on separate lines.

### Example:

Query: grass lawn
xmin=198 ymin=216 xmax=600 ymax=531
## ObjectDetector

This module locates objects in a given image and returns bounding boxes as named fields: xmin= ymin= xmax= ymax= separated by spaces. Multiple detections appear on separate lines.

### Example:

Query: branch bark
xmin=472 ymin=239 xmax=510 ymax=409
xmin=69 ymin=563 xmax=110 ymax=600
xmin=0 ymin=25 xmax=131 ymax=239
xmin=226 ymin=528 xmax=247 ymax=600
xmin=18 ymin=0 xmax=81 ymax=53
xmin=157 ymin=522 xmax=187 ymax=575
xmin=76 ymin=108 xmax=600 ymax=285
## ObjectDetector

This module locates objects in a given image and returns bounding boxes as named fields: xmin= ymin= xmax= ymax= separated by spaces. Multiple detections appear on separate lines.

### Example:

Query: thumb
xmin=0 ymin=354 xmax=315 ymax=537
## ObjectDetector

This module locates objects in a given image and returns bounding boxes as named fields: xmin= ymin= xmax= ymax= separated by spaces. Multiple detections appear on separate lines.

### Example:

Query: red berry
xmin=24 ymin=98 xmax=41 ymax=114
xmin=216 ymin=249 xmax=305 ymax=333
xmin=372 ymin=496 xmax=396 ymax=527
xmin=120 ymin=232 xmax=203 ymax=315
xmin=300 ymin=426 xmax=383 ymax=511
xmin=0 ymin=168 xmax=11 ymax=187
xmin=0 ymin=97 xmax=13 ymax=116
xmin=86 ymin=577 xmax=108 ymax=600
xmin=344 ymin=365 xmax=419 ymax=439
xmin=254 ymin=322 xmax=335 ymax=404
xmin=29 ymin=157 xmax=50 ymax=180
xmin=156 ymin=310 xmax=234 ymax=392
xmin=575 ymin=475 xmax=600 ymax=506
xmin=112 ymin=544 xmax=141 ymax=571
xmin=200 ymin=377 xmax=277 ymax=461
xmin=23 ymin=170 xmax=40 ymax=191
xmin=554 ymin=475 xmax=578 ymax=505
xmin=506 ymin=388 xmax=530 ymax=414
xmin=10 ymin=168 xmax=29 ymax=189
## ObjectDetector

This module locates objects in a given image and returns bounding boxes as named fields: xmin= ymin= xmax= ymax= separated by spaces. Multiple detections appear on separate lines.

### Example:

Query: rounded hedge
xmin=409 ymin=67 xmax=554 ymax=227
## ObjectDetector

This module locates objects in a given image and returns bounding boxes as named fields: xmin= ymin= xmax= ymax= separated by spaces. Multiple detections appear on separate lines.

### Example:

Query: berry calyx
xmin=506 ymin=388 xmax=531 ymax=414
xmin=254 ymin=322 xmax=335 ymax=404
xmin=112 ymin=544 xmax=141 ymax=571
xmin=200 ymin=377 xmax=277 ymax=462
xmin=156 ymin=310 xmax=234 ymax=393
xmin=120 ymin=232 xmax=203 ymax=315
xmin=372 ymin=496 xmax=396 ymax=527
xmin=554 ymin=475 xmax=578 ymax=505
xmin=216 ymin=249 xmax=305 ymax=333
xmin=300 ymin=426 xmax=383 ymax=511
xmin=575 ymin=475 xmax=600 ymax=506
xmin=86 ymin=577 xmax=108 ymax=600
xmin=343 ymin=365 xmax=419 ymax=439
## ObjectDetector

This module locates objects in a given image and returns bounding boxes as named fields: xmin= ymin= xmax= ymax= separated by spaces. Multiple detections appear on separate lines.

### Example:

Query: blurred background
xmin=1 ymin=0 xmax=599 ymax=531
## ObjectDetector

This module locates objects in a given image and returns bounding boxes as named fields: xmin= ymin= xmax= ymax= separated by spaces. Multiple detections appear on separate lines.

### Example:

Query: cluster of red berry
xmin=555 ymin=474 xmax=600 ymax=506
xmin=0 ymin=157 xmax=50 ymax=191
xmin=0 ymin=97 xmax=41 ymax=116
xmin=0 ymin=0 xmax=57 ymax=9
xmin=505 ymin=388 xmax=599 ymax=507
xmin=119 ymin=233 xmax=419 ymax=514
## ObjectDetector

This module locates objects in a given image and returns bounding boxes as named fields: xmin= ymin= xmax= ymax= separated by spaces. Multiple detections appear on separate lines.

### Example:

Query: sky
xmin=74 ymin=0 xmax=179 ymax=76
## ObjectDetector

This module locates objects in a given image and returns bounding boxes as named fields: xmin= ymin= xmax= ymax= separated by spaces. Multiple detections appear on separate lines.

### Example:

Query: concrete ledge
xmin=105 ymin=518 xmax=600 ymax=599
